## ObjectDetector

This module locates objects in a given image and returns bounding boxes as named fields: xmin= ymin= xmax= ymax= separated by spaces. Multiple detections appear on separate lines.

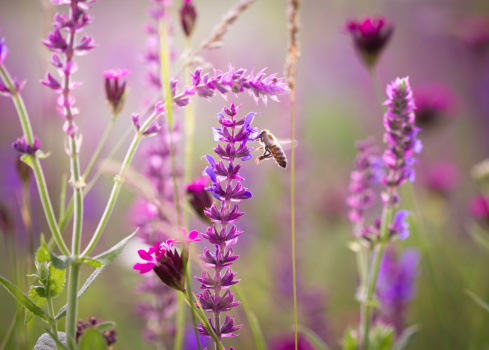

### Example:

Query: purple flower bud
xmin=74 ymin=34 xmax=97 ymax=55
xmin=132 ymin=113 xmax=141 ymax=131
xmin=0 ymin=32 xmax=9 ymax=64
xmin=346 ymin=16 xmax=394 ymax=67
xmin=389 ymin=210 xmax=410 ymax=240
xmin=103 ymin=68 xmax=131 ymax=114
xmin=12 ymin=135 xmax=41 ymax=155
xmin=180 ymin=0 xmax=197 ymax=38
xmin=16 ymin=156 xmax=32 ymax=185
xmin=469 ymin=195 xmax=489 ymax=222
xmin=142 ymin=122 xmax=161 ymax=137
xmin=42 ymin=29 xmax=68 ymax=53
xmin=41 ymin=73 xmax=62 ymax=91
xmin=186 ymin=177 xmax=213 ymax=224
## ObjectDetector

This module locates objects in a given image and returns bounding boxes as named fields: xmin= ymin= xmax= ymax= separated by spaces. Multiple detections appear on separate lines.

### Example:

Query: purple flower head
xmin=453 ymin=16 xmax=489 ymax=53
xmin=389 ymin=210 xmax=410 ymax=240
xmin=347 ymin=137 xmax=383 ymax=236
xmin=0 ymin=31 xmax=9 ymax=64
xmin=382 ymin=77 xmax=422 ymax=199
xmin=377 ymin=247 xmax=419 ymax=333
xmin=103 ymin=68 xmax=131 ymax=114
xmin=133 ymin=240 xmax=188 ymax=292
xmin=414 ymin=83 xmax=457 ymax=129
xmin=346 ymin=16 xmax=394 ymax=67
xmin=76 ymin=317 xmax=117 ymax=346
xmin=0 ymin=76 xmax=26 ymax=97
xmin=187 ymin=177 xmax=213 ymax=224
xmin=180 ymin=0 xmax=197 ymax=38
xmin=469 ymin=195 xmax=489 ymax=221
xmin=424 ymin=161 xmax=459 ymax=194
xmin=12 ymin=135 xmax=41 ymax=155
xmin=269 ymin=333 xmax=316 ymax=350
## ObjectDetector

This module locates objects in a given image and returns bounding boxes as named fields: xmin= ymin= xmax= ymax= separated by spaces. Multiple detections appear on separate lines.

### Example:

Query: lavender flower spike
xmin=0 ymin=30 xmax=9 ymax=64
xmin=382 ymin=77 xmax=422 ymax=203
xmin=197 ymin=103 xmax=258 ymax=345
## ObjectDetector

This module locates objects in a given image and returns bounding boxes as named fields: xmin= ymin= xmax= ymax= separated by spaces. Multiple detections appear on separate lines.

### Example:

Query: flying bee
xmin=255 ymin=129 xmax=287 ymax=168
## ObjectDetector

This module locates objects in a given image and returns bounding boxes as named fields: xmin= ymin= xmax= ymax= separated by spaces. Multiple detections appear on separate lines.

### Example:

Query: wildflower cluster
xmin=196 ymin=103 xmax=258 ymax=342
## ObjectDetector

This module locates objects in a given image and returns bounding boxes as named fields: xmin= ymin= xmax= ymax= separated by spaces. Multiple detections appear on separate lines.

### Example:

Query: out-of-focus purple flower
xmin=452 ymin=16 xmax=489 ymax=53
xmin=425 ymin=161 xmax=459 ymax=194
xmin=180 ymin=0 xmax=197 ymax=38
xmin=0 ymin=77 xmax=26 ymax=97
xmin=347 ymin=138 xmax=383 ymax=237
xmin=269 ymin=333 xmax=316 ymax=350
xmin=469 ymin=195 xmax=489 ymax=220
xmin=0 ymin=31 xmax=9 ymax=64
xmin=389 ymin=210 xmax=410 ymax=240
xmin=187 ymin=176 xmax=213 ymax=223
xmin=12 ymin=135 xmax=41 ymax=155
xmin=382 ymin=77 xmax=422 ymax=203
xmin=414 ymin=83 xmax=457 ymax=128
xmin=346 ymin=16 xmax=394 ymax=67
xmin=76 ymin=317 xmax=117 ymax=346
xmin=196 ymin=103 xmax=257 ymax=343
xmin=103 ymin=68 xmax=131 ymax=114
xmin=377 ymin=247 xmax=419 ymax=334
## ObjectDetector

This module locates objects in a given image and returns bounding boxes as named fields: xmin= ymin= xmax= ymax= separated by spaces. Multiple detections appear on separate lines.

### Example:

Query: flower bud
xmin=180 ymin=0 xmax=197 ymax=38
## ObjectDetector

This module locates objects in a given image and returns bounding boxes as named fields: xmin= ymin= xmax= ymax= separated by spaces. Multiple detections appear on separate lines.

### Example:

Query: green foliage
xmin=342 ymin=328 xmax=358 ymax=350
xmin=465 ymin=290 xmax=489 ymax=314
xmin=0 ymin=276 xmax=52 ymax=322
xmin=25 ymin=287 xmax=47 ymax=324
xmin=298 ymin=325 xmax=331 ymax=350
xmin=393 ymin=325 xmax=420 ymax=350
xmin=79 ymin=329 xmax=107 ymax=350
xmin=37 ymin=235 xmax=73 ymax=269
xmin=91 ymin=229 xmax=139 ymax=265
xmin=46 ymin=264 xmax=66 ymax=298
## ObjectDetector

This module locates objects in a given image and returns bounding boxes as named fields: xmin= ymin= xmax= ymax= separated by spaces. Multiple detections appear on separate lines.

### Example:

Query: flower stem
xmin=0 ymin=64 xmax=70 ymax=255
xmin=290 ymin=90 xmax=298 ymax=350
xmin=65 ymin=260 xmax=81 ymax=348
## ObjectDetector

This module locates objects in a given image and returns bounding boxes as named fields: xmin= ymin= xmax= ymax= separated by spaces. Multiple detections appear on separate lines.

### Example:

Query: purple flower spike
xmin=0 ymin=32 xmax=9 ymax=64
xmin=382 ymin=77 xmax=422 ymax=202
xmin=103 ymin=68 xmax=131 ymax=114
xmin=41 ymin=73 xmax=62 ymax=91
xmin=389 ymin=210 xmax=410 ymax=240
xmin=195 ymin=103 xmax=258 ymax=344
xmin=12 ymin=135 xmax=41 ymax=155
xmin=346 ymin=16 xmax=394 ymax=67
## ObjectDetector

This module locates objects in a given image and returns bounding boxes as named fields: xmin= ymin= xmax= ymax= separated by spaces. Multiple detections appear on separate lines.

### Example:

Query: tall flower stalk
xmin=196 ymin=103 xmax=258 ymax=348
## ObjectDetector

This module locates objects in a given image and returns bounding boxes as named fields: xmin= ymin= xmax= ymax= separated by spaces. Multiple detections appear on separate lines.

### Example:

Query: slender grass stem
xmin=290 ymin=90 xmax=298 ymax=350
xmin=65 ymin=261 xmax=81 ymax=348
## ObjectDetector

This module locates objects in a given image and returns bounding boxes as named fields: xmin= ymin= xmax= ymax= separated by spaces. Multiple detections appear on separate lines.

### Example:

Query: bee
xmin=255 ymin=129 xmax=287 ymax=168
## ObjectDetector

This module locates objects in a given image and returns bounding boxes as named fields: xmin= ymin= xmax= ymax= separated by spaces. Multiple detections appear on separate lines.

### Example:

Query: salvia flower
xmin=0 ymin=77 xmax=26 ymax=97
xmin=414 ymin=83 xmax=457 ymax=129
xmin=180 ymin=0 xmax=197 ymax=38
xmin=186 ymin=177 xmax=213 ymax=224
xmin=377 ymin=247 xmax=419 ymax=334
xmin=103 ymin=68 xmax=131 ymax=114
xmin=133 ymin=240 xmax=187 ymax=293
xmin=12 ymin=135 xmax=41 ymax=155
xmin=347 ymin=137 xmax=383 ymax=236
xmin=346 ymin=16 xmax=394 ymax=67
xmin=388 ymin=210 xmax=410 ymax=240
xmin=196 ymin=103 xmax=257 ymax=343
xmin=0 ymin=31 xmax=8 ymax=64
xmin=382 ymin=77 xmax=422 ymax=203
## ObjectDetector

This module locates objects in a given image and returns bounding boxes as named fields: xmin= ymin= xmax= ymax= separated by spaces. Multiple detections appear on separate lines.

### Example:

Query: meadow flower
xmin=382 ymin=77 xmax=422 ymax=203
xmin=103 ymin=68 xmax=131 ymax=114
xmin=186 ymin=177 xmax=213 ymax=223
xmin=196 ymin=103 xmax=257 ymax=343
xmin=377 ymin=247 xmax=419 ymax=334
xmin=469 ymin=195 xmax=489 ymax=221
xmin=12 ymin=135 xmax=41 ymax=155
xmin=346 ymin=16 xmax=394 ymax=67
xmin=425 ymin=161 xmax=459 ymax=194
xmin=414 ymin=83 xmax=457 ymax=128
xmin=180 ymin=0 xmax=197 ymax=37
xmin=0 ymin=31 xmax=8 ymax=63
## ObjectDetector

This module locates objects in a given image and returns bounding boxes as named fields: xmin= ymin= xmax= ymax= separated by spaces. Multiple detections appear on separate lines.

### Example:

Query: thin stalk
xmin=367 ymin=68 xmax=384 ymax=111
xmin=0 ymin=64 xmax=69 ymax=255
xmin=81 ymin=110 xmax=160 ymax=257
xmin=183 ymin=247 xmax=201 ymax=350
xmin=59 ymin=173 xmax=68 ymax=219
xmin=362 ymin=190 xmax=394 ymax=350
xmin=47 ymin=298 xmax=59 ymax=338
xmin=65 ymin=261 xmax=81 ymax=348
xmin=234 ymin=284 xmax=267 ymax=350
xmin=290 ymin=90 xmax=298 ymax=350
xmin=174 ymin=293 xmax=186 ymax=350
xmin=20 ymin=181 xmax=34 ymax=262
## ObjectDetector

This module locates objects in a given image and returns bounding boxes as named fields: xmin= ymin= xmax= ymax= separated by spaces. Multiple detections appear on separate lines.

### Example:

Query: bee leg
xmin=255 ymin=146 xmax=264 ymax=152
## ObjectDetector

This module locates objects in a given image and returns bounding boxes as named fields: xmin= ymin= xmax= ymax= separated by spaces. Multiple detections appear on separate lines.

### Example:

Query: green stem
xmin=48 ymin=298 xmax=59 ymax=337
xmin=81 ymin=111 xmax=160 ymax=257
xmin=65 ymin=261 xmax=81 ymax=348
xmin=183 ymin=249 xmax=201 ymax=350
xmin=362 ymin=191 xmax=394 ymax=350
xmin=0 ymin=64 xmax=70 ymax=255
xmin=59 ymin=173 xmax=68 ymax=219
xmin=290 ymin=90 xmax=298 ymax=350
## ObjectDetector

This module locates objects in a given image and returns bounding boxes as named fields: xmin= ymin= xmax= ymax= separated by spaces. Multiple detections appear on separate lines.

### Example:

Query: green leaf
xmin=36 ymin=236 xmax=51 ymax=263
xmin=94 ymin=321 xmax=115 ymax=333
xmin=81 ymin=257 xmax=103 ymax=268
xmin=33 ymin=332 xmax=67 ymax=350
xmin=25 ymin=286 xmax=47 ymax=324
xmin=20 ymin=154 xmax=34 ymax=168
xmin=0 ymin=276 xmax=51 ymax=322
xmin=92 ymin=229 xmax=138 ymax=265
xmin=298 ymin=325 xmax=331 ymax=350
xmin=46 ymin=264 xmax=66 ymax=298
xmin=466 ymin=290 xmax=489 ymax=314
xmin=393 ymin=325 xmax=420 ymax=350
xmin=55 ymin=265 xmax=107 ymax=320
xmin=341 ymin=328 xmax=358 ymax=350
xmin=79 ymin=329 xmax=106 ymax=350
xmin=50 ymin=254 xmax=73 ymax=270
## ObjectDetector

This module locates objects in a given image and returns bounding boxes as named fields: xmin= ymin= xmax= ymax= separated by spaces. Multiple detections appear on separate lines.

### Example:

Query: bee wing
xmin=275 ymin=139 xmax=298 ymax=150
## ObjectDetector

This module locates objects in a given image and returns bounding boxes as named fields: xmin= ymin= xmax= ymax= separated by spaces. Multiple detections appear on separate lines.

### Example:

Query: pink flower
xmin=133 ymin=240 xmax=174 ymax=274
xmin=179 ymin=227 xmax=202 ymax=243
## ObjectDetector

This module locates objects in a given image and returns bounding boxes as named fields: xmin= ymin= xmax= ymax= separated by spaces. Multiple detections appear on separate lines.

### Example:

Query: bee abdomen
xmin=270 ymin=144 xmax=287 ymax=168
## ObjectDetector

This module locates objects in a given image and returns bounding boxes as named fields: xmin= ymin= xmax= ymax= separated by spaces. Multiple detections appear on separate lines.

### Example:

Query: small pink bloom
xmin=179 ymin=227 xmax=202 ymax=243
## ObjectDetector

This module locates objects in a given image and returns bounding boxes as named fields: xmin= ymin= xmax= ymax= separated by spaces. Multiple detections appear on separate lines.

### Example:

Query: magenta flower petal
xmin=138 ymin=249 xmax=154 ymax=262
xmin=134 ymin=262 xmax=155 ymax=274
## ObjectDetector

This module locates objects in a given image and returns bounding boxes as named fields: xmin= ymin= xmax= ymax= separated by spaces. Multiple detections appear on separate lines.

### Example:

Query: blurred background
xmin=1 ymin=0 xmax=489 ymax=349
